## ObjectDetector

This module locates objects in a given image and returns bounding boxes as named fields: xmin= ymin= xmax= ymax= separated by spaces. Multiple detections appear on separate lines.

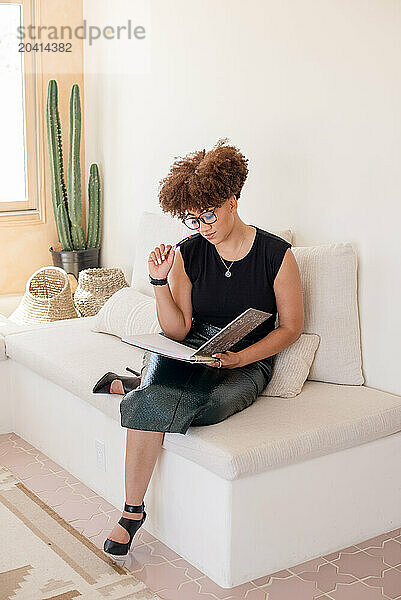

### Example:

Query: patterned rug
xmin=0 ymin=465 xmax=161 ymax=600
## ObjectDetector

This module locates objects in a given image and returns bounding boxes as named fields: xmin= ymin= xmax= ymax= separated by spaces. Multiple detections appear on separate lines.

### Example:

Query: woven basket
xmin=9 ymin=266 xmax=80 ymax=325
xmin=73 ymin=267 xmax=129 ymax=317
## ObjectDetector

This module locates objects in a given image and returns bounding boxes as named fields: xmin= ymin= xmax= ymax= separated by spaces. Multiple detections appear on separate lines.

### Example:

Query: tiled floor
xmin=1 ymin=432 xmax=400 ymax=600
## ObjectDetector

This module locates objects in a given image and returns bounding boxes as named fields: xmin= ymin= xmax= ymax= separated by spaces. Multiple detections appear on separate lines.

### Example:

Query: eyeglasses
xmin=183 ymin=207 xmax=217 ymax=230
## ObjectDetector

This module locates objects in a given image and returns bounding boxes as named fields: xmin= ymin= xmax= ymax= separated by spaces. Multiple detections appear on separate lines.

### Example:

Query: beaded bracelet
xmin=149 ymin=274 xmax=168 ymax=286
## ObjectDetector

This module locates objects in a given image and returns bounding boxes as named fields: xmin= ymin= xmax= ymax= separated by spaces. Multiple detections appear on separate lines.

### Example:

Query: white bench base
xmin=3 ymin=360 xmax=401 ymax=588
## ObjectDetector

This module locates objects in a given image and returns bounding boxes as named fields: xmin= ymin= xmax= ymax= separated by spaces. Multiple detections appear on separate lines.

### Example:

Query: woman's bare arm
xmin=152 ymin=247 xmax=193 ymax=341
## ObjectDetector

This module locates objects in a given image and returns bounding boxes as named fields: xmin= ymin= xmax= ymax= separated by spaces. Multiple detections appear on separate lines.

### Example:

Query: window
xmin=0 ymin=0 xmax=42 ymax=220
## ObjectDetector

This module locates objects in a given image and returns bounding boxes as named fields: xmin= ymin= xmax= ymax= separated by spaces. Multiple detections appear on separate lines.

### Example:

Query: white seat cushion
xmin=0 ymin=313 xmax=57 ymax=337
xmin=165 ymin=382 xmax=401 ymax=480
xmin=4 ymin=317 xmax=145 ymax=422
xmin=0 ymin=314 xmax=81 ymax=360
xmin=5 ymin=319 xmax=401 ymax=480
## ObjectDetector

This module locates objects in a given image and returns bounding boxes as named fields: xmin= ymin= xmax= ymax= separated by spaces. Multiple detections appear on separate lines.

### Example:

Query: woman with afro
xmin=101 ymin=138 xmax=304 ymax=558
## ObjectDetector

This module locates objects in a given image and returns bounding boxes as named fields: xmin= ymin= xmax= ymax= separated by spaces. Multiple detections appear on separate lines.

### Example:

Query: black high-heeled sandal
xmin=92 ymin=367 xmax=141 ymax=394
xmin=103 ymin=501 xmax=147 ymax=556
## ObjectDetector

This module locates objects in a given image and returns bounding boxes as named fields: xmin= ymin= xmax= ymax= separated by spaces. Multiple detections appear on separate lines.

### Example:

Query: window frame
xmin=0 ymin=0 xmax=45 ymax=224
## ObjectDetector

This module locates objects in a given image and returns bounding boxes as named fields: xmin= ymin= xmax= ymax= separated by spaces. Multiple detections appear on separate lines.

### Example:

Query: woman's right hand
xmin=148 ymin=243 xmax=176 ymax=279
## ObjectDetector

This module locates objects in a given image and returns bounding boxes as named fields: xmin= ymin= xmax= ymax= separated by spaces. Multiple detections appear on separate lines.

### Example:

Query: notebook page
xmin=121 ymin=333 xmax=196 ymax=360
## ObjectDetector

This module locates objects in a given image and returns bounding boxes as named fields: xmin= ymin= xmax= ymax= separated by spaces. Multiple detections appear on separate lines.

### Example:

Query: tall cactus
xmin=46 ymin=80 xmax=101 ymax=251
xmin=67 ymin=84 xmax=86 ymax=249
xmin=46 ymin=80 xmax=73 ymax=251
xmin=87 ymin=163 xmax=101 ymax=248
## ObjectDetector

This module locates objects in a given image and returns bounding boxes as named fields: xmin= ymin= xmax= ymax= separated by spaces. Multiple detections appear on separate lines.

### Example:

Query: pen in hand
xmin=149 ymin=234 xmax=199 ymax=279
xmin=160 ymin=234 xmax=198 ymax=259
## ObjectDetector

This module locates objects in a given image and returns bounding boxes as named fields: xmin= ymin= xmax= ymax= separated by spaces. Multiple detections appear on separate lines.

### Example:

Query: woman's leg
xmin=189 ymin=359 xmax=273 ymax=428
xmin=107 ymin=428 xmax=165 ymax=544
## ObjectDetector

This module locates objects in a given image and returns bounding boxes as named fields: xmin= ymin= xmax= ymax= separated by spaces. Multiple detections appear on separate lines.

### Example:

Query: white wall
xmin=84 ymin=0 xmax=401 ymax=395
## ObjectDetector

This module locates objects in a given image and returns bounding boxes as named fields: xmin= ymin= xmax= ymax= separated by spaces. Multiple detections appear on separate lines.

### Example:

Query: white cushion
xmin=0 ymin=313 xmax=45 ymax=361
xmin=4 ymin=318 xmax=401 ymax=480
xmin=292 ymin=244 xmax=363 ymax=386
xmin=0 ymin=313 xmax=57 ymax=337
xmin=264 ymin=333 xmax=320 ymax=397
xmin=91 ymin=287 xmax=160 ymax=338
xmin=164 ymin=381 xmax=401 ymax=480
xmin=131 ymin=211 xmax=293 ymax=296
xmin=4 ymin=316 xmax=146 ymax=422
xmin=0 ymin=313 xmax=81 ymax=360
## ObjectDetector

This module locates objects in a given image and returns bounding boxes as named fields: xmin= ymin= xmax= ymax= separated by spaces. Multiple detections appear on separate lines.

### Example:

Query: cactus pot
xmin=49 ymin=247 xmax=100 ymax=280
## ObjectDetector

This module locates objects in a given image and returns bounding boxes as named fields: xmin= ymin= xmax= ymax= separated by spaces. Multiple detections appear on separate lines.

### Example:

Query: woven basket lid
xmin=9 ymin=266 xmax=79 ymax=325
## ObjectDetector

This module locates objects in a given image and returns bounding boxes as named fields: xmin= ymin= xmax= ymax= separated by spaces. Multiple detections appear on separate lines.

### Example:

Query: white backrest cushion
xmin=91 ymin=287 xmax=160 ymax=338
xmin=292 ymin=244 xmax=364 ymax=386
xmin=131 ymin=211 xmax=293 ymax=296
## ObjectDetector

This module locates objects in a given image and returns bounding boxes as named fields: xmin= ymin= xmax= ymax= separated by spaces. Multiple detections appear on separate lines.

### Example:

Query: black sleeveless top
xmin=179 ymin=226 xmax=292 ymax=342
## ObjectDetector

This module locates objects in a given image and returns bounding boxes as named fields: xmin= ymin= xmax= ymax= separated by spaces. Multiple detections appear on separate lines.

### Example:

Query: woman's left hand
xmin=210 ymin=351 xmax=243 ymax=369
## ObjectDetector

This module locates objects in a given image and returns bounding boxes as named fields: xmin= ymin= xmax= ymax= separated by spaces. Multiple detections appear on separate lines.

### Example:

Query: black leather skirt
xmin=119 ymin=319 xmax=274 ymax=435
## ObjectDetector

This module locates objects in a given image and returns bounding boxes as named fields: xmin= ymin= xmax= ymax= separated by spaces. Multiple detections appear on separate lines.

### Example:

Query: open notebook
xmin=121 ymin=308 xmax=272 ymax=364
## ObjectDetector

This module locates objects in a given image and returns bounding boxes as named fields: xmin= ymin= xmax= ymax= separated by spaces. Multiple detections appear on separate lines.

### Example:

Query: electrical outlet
xmin=95 ymin=439 xmax=106 ymax=471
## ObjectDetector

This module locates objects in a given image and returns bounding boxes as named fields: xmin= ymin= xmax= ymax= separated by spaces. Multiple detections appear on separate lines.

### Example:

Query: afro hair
xmin=158 ymin=138 xmax=249 ymax=220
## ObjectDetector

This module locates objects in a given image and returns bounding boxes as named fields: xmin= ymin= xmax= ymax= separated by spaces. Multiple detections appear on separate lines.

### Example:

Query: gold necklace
xmin=215 ymin=229 xmax=247 ymax=278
